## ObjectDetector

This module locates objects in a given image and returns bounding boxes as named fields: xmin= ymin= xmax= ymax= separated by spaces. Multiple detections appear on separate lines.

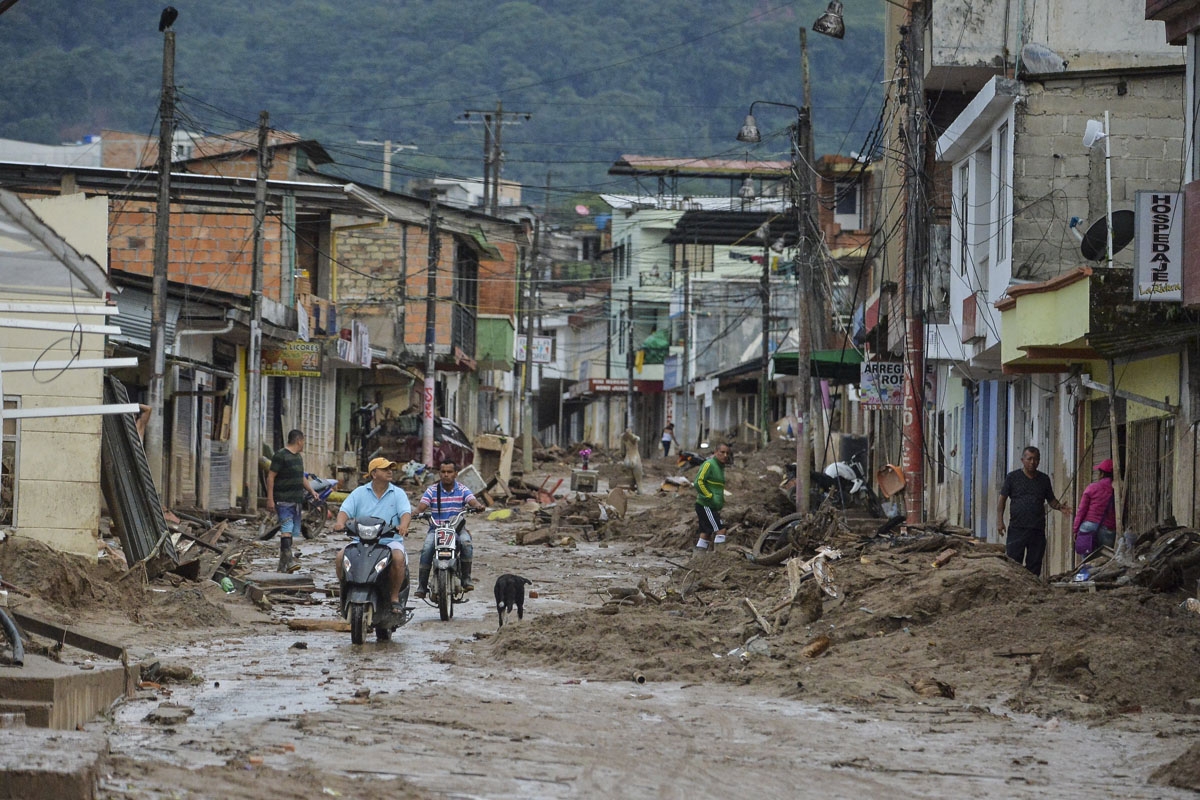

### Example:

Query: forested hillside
xmin=0 ymin=0 xmax=884 ymax=203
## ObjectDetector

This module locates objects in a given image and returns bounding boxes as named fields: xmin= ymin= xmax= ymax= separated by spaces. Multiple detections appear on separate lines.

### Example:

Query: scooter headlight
xmin=373 ymin=554 xmax=391 ymax=574
xmin=342 ymin=555 xmax=351 ymax=574
xmin=356 ymin=522 xmax=384 ymax=542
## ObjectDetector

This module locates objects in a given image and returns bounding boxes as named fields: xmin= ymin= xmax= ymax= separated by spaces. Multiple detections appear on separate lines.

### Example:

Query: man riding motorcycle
xmin=413 ymin=459 xmax=486 ymax=598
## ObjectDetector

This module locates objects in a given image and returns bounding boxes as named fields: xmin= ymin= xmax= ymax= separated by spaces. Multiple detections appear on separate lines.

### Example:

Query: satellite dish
xmin=1021 ymin=42 xmax=1067 ymax=74
xmin=1080 ymin=210 xmax=1134 ymax=261
xmin=1083 ymin=119 xmax=1107 ymax=149
xmin=575 ymin=204 xmax=590 ymax=216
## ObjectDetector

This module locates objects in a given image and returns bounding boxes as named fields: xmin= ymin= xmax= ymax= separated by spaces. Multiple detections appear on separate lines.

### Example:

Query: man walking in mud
xmin=694 ymin=443 xmax=731 ymax=552
xmin=996 ymin=446 xmax=1072 ymax=575
xmin=266 ymin=429 xmax=322 ymax=573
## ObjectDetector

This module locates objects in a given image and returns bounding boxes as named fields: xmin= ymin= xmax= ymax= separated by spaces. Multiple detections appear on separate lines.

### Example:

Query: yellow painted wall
xmin=1105 ymin=353 xmax=1179 ymax=423
xmin=999 ymin=278 xmax=1090 ymax=364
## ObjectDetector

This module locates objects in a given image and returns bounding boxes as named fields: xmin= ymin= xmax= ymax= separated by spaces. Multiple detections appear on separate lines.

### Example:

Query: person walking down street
xmin=694 ymin=443 xmax=732 ymax=552
xmin=334 ymin=458 xmax=413 ymax=614
xmin=661 ymin=423 xmax=677 ymax=458
xmin=996 ymin=446 xmax=1072 ymax=575
xmin=1073 ymin=458 xmax=1117 ymax=557
xmin=266 ymin=429 xmax=321 ymax=573
xmin=413 ymin=460 xmax=486 ymax=598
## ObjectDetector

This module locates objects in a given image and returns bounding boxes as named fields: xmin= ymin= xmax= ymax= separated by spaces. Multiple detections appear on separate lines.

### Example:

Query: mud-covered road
xmin=82 ymin=502 xmax=1198 ymax=800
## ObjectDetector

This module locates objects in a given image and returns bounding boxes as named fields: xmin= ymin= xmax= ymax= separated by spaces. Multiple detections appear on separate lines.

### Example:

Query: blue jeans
xmin=277 ymin=502 xmax=301 ymax=536
xmin=420 ymin=527 xmax=473 ymax=569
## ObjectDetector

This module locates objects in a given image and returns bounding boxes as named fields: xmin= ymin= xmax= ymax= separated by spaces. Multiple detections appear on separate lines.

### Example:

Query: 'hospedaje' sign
xmin=1134 ymin=191 xmax=1183 ymax=302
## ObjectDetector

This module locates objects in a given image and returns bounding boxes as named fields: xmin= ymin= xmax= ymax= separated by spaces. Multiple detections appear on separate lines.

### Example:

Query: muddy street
xmin=2 ymin=452 xmax=1199 ymax=799
xmin=65 ymin=499 xmax=1195 ymax=800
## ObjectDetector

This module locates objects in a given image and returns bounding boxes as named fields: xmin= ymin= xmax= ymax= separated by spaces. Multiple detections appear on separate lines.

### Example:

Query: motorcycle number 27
xmin=436 ymin=530 xmax=454 ymax=547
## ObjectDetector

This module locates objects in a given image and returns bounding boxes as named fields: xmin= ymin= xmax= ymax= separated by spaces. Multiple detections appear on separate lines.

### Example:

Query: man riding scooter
xmin=333 ymin=457 xmax=413 ymax=616
xmin=413 ymin=459 xmax=486 ymax=599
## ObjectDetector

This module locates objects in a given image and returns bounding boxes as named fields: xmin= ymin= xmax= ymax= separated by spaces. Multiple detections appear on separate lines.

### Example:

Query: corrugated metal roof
xmin=111 ymin=286 xmax=181 ymax=350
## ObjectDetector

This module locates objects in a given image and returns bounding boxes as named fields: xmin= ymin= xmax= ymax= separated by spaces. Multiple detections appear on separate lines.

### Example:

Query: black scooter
xmin=339 ymin=517 xmax=411 ymax=644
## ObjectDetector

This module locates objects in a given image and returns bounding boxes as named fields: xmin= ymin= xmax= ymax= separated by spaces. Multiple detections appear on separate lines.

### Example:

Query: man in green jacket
xmin=694 ymin=443 xmax=732 ymax=551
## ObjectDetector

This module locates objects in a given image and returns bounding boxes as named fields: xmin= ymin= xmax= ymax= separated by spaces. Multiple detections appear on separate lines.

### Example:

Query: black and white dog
xmin=494 ymin=574 xmax=532 ymax=628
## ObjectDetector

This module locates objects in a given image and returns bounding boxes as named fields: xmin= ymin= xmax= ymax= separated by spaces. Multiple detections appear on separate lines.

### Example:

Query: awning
xmin=461 ymin=228 xmax=503 ymax=259
xmin=773 ymin=348 xmax=864 ymax=384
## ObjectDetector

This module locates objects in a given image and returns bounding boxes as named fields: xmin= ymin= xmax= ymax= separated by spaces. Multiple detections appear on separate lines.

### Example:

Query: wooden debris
xmin=286 ymin=619 xmax=351 ymax=632
xmin=910 ymin=677 xmax=955 ymax=699
xmin=742 ymin=597 xmax=774 ymax=636
xmin=931 ymin=548 xmax=957 ymax=568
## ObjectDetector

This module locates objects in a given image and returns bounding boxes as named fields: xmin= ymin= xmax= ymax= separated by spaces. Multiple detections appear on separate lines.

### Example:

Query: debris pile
xmin=475 ymin=502 xmax=1200 ymax=721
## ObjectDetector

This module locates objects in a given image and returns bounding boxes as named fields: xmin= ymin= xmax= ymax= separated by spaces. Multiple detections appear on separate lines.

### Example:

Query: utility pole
xmin=423 ymin=189 xmax=441 ymax=467
xmin=760 ymin=233 xmax=771 ymax=448
xmin=521 ymin=217 xmax=539 ymax=474
xmin=241 ymin=110 xmax=272 ymax=512
xmin=147 ymin=21 xmax=176 ymax=496
xmin=900 ymin=5 xmax=928 ymax=523
xmin=356 ymin=139 xmax=417 ymax=193
xmin=681 ymin=251 xmax=691 ymax=450
xmin=458 ymin=104 xmax=531 ymax=214
xmin=794 ymin=28 xmax=815 ymax=513
xmin=626 ymin=286 xmax=635 ymax=432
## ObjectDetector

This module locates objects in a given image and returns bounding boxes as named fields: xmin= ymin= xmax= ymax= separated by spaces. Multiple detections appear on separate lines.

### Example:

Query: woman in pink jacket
xmin=1073 ymin=458 xmax=1117 ymax=556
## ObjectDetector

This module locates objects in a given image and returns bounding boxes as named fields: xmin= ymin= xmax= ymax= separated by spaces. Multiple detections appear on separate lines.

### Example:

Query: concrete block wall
xmin=1012 ymin=72 xmax=1184 ymax=279
xmin=2 ymin=310 xmax=107 ymax=557
xmin=108 ymin=204 xmax=283 ymax=298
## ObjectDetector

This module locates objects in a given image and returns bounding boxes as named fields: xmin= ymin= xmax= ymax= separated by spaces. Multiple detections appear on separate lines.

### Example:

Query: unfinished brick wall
xmin=109 ymin=203 xmax=283 ymax=298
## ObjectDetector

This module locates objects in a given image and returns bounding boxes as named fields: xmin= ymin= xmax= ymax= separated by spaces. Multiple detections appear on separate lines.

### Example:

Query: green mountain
xmin=0 ymin=0 xmax=884 ymax=204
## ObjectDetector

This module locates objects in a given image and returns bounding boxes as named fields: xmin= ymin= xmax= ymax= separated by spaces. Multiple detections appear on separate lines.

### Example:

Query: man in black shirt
xmin=996 ymin=446 xmax=1072 ymax=575
xmin=267 ymin=429 xmax=320 ymax=573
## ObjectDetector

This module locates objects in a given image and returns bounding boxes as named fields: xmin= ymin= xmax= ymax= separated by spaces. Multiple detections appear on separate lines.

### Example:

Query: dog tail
xmin=522 ymin=577 xmax=532 ymax=585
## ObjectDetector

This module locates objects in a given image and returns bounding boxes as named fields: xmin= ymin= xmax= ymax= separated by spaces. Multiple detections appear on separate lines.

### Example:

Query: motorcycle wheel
xmin=752 ymin=512 xmax=807 ymax=566
xmin=864 ymin=488 xmax=885 ymax=519
xmin=301 ymin=504 xmax=325 ymax=539
xmin=350 ymin=604 xmax=366 ymax=645
xmin=436 ymin=570 xmax=452 ymax=621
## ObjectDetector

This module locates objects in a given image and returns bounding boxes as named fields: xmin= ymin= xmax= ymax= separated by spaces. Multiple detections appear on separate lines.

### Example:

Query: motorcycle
xmin=414 ymin=507 xmax=481 ymax=621
xmin=259 ymin=473 xmax=338 ymax=541
xmin=822 ymin=454 xmax=885 ymax=518
xmin=676 ymin=444 xmax=711 ymax=470
xmin=339 ymin=516 xmax=411 ymax=644
xmin=777 ymin=455 xmax=885 ymax=518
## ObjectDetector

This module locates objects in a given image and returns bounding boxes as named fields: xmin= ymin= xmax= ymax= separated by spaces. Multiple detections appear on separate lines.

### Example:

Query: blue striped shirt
xmin=420 ymin=481 xmax=475 ymax=525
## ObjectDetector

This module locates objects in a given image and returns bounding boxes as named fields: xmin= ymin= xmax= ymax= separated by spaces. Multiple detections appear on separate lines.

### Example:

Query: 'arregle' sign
xmin=1134 ymin=190 xmax=1183 ymax=302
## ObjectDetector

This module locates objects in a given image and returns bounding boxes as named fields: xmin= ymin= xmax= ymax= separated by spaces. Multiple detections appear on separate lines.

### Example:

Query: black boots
xmin=278 ymin=536 xmax=300 ymax=573
xmin=460 ymin=559 xmax=474 ymax=591
xmin=414 ymin=566 xmax=431 ymax=599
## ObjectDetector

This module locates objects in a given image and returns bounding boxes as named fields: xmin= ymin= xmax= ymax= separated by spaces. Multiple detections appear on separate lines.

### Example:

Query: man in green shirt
xmin=693 ymin=443 xmax=731 ymax=552
xmin=267 ymin=429 xmax=320 ymax=573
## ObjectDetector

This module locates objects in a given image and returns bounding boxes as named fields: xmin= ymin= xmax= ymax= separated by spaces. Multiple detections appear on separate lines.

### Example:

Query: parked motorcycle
xmin=414 ymin=507 xmax=481 ymax=621
xmin=339 ymin=516 xmax=411 ymax=644
xmin=822 ymin=454 xmax=885 ymax=518
xmin=776 ymin=456 xmax=884 ymax=518
xmin=259 ymin=473 xmax=338 ymax=540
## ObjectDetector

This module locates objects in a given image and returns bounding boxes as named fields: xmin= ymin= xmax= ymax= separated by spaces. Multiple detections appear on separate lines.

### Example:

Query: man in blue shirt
xmin=413 ymin=459 xmax=485 ymax=598
xmin=334 ymin=457 xmax=413 ymax=612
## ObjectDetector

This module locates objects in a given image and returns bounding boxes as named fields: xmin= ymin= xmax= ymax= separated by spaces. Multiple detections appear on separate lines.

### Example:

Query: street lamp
xmin=812 ymin=1 xmax=845 ymax=39
xmin=736 ymin=97 xmax=814 ymax=511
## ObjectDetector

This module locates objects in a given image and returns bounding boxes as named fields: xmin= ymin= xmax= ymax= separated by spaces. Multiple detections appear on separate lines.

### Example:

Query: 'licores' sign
xmin=1134 ymin=191 xmax=1183 ymax=302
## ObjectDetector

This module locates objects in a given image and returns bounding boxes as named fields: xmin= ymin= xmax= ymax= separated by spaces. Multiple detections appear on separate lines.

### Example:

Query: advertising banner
xmin=262 ymin=340 xmax=322 ymax=378
xmin=860 ymin=360 xmax=903 ymax=407
xmin=1134 ymin=190 xmax=1183 ymax=302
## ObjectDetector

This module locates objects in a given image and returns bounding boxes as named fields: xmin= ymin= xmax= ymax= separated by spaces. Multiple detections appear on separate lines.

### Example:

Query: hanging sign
xmin=262 ymin=340 xmax=321 ymax=378
xmin=1133 ymin=190 xmax=1183 ymax=302
xmin=859 ymin=360 xmax=903 ymax=407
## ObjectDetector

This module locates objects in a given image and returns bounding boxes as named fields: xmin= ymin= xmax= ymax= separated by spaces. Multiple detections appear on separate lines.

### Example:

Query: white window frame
xmin=833 ymin=179 xmax=863 ymax=231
